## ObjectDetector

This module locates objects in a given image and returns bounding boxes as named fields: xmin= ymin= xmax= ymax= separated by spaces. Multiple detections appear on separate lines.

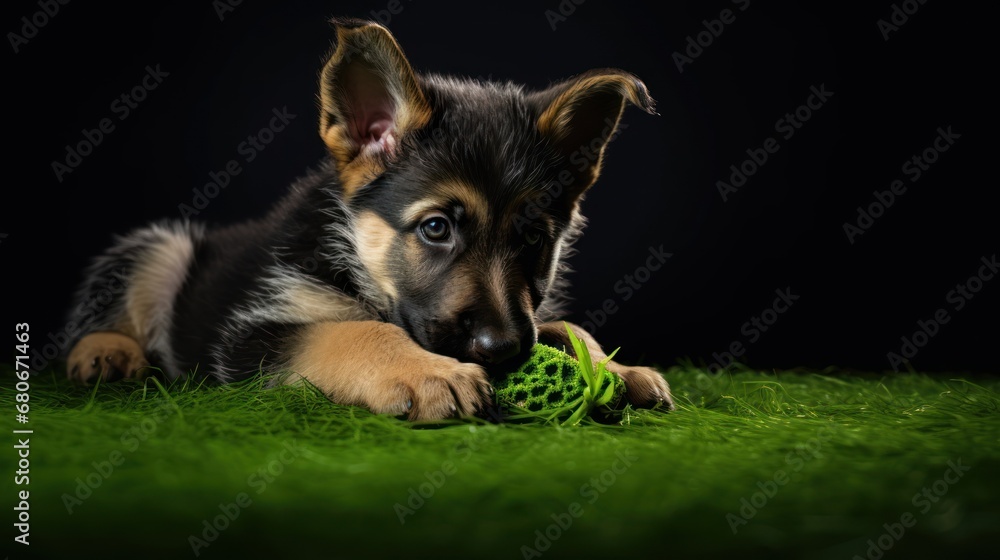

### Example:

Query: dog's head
xmin=318 ymin=19 xmax=655 ymax=369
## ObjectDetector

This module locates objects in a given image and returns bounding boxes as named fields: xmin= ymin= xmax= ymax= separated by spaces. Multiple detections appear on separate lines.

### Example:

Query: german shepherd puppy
xmin=65 ymin=19 xmax=674 ymax=420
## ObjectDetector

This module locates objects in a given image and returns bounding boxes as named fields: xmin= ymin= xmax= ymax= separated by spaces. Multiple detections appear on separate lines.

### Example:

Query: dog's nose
xmin=472 ymin=328 xmax=521 ymax=365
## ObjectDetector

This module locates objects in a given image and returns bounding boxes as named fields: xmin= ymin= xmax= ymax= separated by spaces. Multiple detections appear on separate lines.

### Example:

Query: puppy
xmin=65 ymin=18 xmax=674 ymax=420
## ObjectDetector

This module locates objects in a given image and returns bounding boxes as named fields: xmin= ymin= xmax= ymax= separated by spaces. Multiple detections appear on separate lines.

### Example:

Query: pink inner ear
xmin=345 ymin=65 xmax=398 ymax=158
xmin=363 ymin=115 xmax=396 ymax=157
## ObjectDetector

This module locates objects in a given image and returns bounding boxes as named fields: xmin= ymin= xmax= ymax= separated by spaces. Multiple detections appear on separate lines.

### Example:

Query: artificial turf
xmin=2 ymin=365 xmax=998 ymax=559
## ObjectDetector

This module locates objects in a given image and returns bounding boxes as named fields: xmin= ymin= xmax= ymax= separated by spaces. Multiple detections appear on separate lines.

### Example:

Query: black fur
xmin=66 ymin=22 xmax=651 ymax=386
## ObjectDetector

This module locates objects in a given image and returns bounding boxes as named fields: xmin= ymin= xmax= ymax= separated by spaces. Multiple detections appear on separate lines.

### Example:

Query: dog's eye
xmin=523 ymin=230 xmax=543 ymax=247
xmin=419 ymin=217 xmax=451 ymax=243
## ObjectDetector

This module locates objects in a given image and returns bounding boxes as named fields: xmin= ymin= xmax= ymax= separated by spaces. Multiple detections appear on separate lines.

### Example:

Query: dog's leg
xmin=284 ymin=321 xmax=493 ymax=421
xmin=537 ymin=322 xmax=674 ymax=410
xmin=67 ymin=332 xmax=150 ymax=382
xmin=65 ymin=222 xmax=199 ymax=381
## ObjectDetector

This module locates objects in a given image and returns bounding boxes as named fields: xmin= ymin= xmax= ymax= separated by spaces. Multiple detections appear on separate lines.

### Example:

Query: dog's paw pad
xmin=67 ymin=332 xmax=149 ymax=383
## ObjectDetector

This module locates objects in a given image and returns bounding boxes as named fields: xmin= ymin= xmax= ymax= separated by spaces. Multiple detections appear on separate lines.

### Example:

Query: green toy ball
xmin=492 ymin=325 xmax=626 ymax=425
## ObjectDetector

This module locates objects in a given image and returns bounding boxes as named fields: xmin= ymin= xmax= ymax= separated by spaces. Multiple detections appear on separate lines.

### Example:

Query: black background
xmin=2 ymin=0 xmax=994 ymax=374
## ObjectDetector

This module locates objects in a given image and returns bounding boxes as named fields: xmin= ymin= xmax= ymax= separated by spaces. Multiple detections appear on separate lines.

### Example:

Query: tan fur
xmin=248 ymin=273 xmax=372 ymax=325
xmin=318 ymin=22 xmax=432 ymax=198
xmin=484 ymin=255 xmax=514 ymax=321
xmin=402 ymin=234 xmax=424 ymax=273
xmin=537 ymin=321 xmax=675 ymax=410
xmin=537 ymin=74 xmax=647 ymax=139
xmin=322 ymin=128 xmax=387 ymax=194
xmin=426 ymin=265 xmax=480 ymax=326
xmin=536 ymin=73 xmax=650 ymax=190
xmin=400 ymin=181 xmax=491 ymax=226
xmin=284 ymin=321 xmax=491 ymax=420
xmin=280 ymin=283 xmax=369 ymax=324
xmin=67 ymin=332 xmax=149 ymax=383
xmin=122 ymin=228 xmax=195 ymax=347
xmin=355 ymin=211 xmax=399 ymax=301
xmin=435 ymin=265 xmax=476 ymax=306
xmin=62 ymin=22 xmax=670 ymax=423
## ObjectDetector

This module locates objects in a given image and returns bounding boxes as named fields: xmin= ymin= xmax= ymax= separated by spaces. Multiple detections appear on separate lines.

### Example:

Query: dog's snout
xmin=472 ymin=328 xmax=521 ymax=365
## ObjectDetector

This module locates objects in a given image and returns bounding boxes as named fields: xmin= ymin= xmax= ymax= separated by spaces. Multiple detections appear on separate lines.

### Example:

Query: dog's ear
xmin=529 ymin=69 xmax=656 ymax=200
xmin=318 ymin=19 xmax=431 ymax=195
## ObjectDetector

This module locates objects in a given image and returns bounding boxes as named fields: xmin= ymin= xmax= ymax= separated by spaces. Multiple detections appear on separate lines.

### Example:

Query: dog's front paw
xmin=287 ymin=321 xmax=497 ymax=422
xmin=369 ymin=355 xmax=493 ymax=421
xmin=67 ymin=332 xmax=149 ymax=383
xmin=608 ymin=364 xmax=675 ymax=411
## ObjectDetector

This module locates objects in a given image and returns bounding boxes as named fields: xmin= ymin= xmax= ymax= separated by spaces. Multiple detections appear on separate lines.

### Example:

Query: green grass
xmin=3 ymin=366 xmax=999 ymax=559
